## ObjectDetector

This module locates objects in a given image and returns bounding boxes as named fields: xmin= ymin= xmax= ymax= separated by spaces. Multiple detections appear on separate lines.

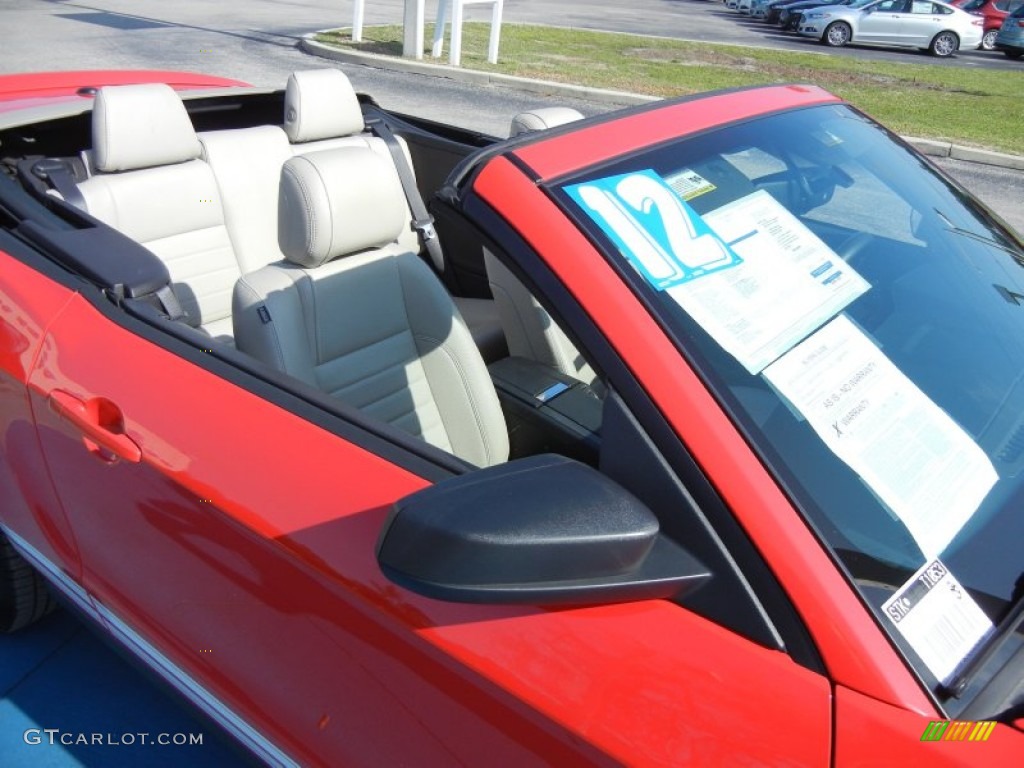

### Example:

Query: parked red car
xmin=1 ymin=69 xmax=1023 ymax=766
xmin=955 ymin=0 xmax=1024 ymax=47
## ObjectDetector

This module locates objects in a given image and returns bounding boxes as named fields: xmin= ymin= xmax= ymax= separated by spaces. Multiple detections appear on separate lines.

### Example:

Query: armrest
xmin=488 ymin=356 xmax=601 ymax=464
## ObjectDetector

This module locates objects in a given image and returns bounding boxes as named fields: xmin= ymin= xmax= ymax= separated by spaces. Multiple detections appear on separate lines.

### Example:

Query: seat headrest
xmin=92 ymin=83 xmax=201 ymax=172
xmin=509 ymin=107 xmax=585 ymax=137
xmin=284 ymin=69 xmax=364 ymax=144
xmin=278 ymin=147 xmax=407 ymax=269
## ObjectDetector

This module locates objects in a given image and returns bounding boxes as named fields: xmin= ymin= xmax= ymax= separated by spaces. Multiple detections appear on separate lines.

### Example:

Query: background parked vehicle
xmin=779 ymin=0 xmax=860 ymax=30
xmin=953 ymin=0 xmax=1024 ymax=49
xmin=994 ymin=1 xmax=1024 ymax=53
xmin=798 ymin=0 xmax=984 ymax=56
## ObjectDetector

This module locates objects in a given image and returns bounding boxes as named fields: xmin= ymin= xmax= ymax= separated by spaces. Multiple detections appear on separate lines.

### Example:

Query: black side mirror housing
xmin=376 ymin=454 xmax=710 ymax=605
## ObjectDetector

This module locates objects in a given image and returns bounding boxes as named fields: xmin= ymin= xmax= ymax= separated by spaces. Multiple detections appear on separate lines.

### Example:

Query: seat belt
xmin=31 ymin=158 xmax=88 ymax=211
xmin=365 ymin=118 xmax=445 ymax=274
xmin=154 ymin=284 xmax=187 ymax=322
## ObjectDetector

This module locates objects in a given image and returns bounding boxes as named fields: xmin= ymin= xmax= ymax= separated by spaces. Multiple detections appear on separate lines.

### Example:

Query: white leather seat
xmin=283 ymin=69 xmax=506 ymax=363
xmin=509 ymin=106 xmax=584 ymax=137
xmin=199 ymin=126 xmax=294 ymax=275
xmin=484 ymin=249 xmax=600 ymax=390
xmin=233 ymin=147 xmax=508 ymax=467
xmin=76 ymin=83 xmax=241 ymax=342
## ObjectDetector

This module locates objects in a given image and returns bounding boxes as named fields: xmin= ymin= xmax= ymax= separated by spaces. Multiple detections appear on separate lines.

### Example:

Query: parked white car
xmin=798 ymin=0 xmax=984 ymax=55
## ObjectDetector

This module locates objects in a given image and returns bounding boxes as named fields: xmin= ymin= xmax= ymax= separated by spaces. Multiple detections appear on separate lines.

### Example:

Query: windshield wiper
xmin=934 ymin=208 xmax=1024 ymax=263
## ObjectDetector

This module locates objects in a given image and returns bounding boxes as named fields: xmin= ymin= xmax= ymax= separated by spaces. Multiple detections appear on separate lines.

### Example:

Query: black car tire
xmin=1005 ymin=49 xmax=1024 ymax=59
xmin=981 ymin=29 xmax=998 ymax=50
xmin=0 ymin=532 xmax=56 ymax=633
xmin=929 ymin=31 xmax=959 ymax=57
xmin=824 ymin=21 xmax=852 ymax=47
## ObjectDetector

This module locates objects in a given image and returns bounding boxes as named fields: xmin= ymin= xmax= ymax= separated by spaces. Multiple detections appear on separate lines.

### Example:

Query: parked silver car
xmin=798 ymin=0 xmax=984 ymax=55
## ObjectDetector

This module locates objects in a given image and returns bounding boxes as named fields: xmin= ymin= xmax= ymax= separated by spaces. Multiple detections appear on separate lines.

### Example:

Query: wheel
xmin=0 ymin=533 xmax=56 ymax=633
xmin=929 ymin=31 xmax=959 ymax=57
xmin=981 ymin=29 xmax=998 ymax=51
xmin=1005 ymin=50 xmax=1024 ymax=60
xmin=823 ymin=21 xmax=852 ymax=47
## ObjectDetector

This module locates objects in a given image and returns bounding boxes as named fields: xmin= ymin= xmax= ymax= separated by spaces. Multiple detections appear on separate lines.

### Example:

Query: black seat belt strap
xmin=365 ymin=118 xmax=445 ymax=274
xmin=154 ymin=284 xmax=187 ymax=322
xmin=32 ymin=159 xmax=87 ymax=211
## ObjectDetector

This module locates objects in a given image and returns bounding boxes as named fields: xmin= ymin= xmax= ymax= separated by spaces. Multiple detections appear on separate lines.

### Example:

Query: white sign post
xmin=402 ymin=0 xmax=426 ymax=59
xmin=352 ymin=0 xmax=365 ymax=41
xmin=431 ymin=0 xmax=504 ymax=66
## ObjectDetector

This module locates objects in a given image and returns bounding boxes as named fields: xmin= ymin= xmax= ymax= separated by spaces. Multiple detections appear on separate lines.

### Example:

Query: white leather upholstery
xmin=199 ymin=126 xmax=294 ymax=273
xmin=484 ymin=248 xmax=600 ymax=388
xmin=284 ymin=69 xmax=365 ymax=144
xmin=278 ymin=149 xmax=407 ymax=269
xmin=78 ymin=85 xmax=238 ymax=338
xmin=234 ymin=148 xmax=508 ymax=467
xmin=283 ymin=69 xmax=504 ymax=361
xmin=91 ymin=84 xmax=202 ymax=172
xmin=509 ymin=107 xmax=584 ymax=137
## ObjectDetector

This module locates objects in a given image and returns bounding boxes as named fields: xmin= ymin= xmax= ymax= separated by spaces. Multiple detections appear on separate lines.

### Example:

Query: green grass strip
xmin=317 ymin=23 xmax=1024 ymax=155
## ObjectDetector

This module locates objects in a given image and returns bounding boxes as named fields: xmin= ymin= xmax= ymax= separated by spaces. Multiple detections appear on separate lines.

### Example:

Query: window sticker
xmin=667 ymin=189 xmax=870 ymax=373
xmin=664 ymin=169 xmax=717 ymax=201
xmin=883 ymin=559 xmax=993 ymax=684
xmin=565 ymin=170 xmax=742 ymax=290
xmin=763 ymin=315 xmax=998 ymax=558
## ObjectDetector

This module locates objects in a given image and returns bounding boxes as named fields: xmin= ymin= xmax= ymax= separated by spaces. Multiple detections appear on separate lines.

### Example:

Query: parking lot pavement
xmin=0 ymin=611 xmax=252 ymax=767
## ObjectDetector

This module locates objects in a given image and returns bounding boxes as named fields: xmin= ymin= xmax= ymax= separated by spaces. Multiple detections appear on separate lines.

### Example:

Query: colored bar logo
xmin=921 ymin=720 xmax=996 ymax=742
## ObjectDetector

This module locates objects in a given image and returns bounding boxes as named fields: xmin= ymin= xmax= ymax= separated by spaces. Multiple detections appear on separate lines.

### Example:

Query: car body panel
xmin=0 ymin=248 xmax=81 ymax=577
xmin=513 ymin=85 xmax=841 ymax=183
xmin=5 ymin=244 xmax=838 ymax=766
xmin=471 ymin=155 xmax=936 ymax=714
xmin=0 ymin=70 xmax=247 ymax=101
xmin=835 ymin=685 xmax=1023 ymax=764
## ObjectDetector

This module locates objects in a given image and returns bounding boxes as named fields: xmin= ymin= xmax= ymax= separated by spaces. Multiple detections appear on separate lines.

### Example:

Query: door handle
xmin=48 ymin=390 xmax=142 ymax=463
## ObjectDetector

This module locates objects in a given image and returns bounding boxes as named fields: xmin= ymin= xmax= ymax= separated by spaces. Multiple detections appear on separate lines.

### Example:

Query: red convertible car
xmin=0 ymin=68 xmax=1022 ymax=766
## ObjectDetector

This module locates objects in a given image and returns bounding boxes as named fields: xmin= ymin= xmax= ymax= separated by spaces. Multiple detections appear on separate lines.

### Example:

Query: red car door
xmin=31 ymin=286 xmax=639 ymax=766
xmin=0 ymin=244 xmax=81 ymax=587
xmin=17 ymin=260 xmax=835 ymax=766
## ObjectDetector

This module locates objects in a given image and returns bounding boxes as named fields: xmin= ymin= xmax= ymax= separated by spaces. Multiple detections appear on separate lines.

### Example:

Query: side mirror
xmin=376 ymin=454 xmax=710 ymax=605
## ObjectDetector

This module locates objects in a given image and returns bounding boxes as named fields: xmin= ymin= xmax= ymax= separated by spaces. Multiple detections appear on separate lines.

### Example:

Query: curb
xmin=301 ymin=36 xmax=657 ymax=107
xmin=302 ymin=35 xmax=1023 ymax=171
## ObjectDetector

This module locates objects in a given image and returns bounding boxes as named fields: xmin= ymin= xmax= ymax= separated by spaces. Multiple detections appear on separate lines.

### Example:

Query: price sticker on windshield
xmin=883 ymin=559 xmax=992 ymax=684
xmin=566 ymin=170 xmax=742 ymax=290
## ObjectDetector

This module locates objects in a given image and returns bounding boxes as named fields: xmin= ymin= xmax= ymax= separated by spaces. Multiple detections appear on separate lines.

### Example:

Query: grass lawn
xmin=316 ymin=23 xmax=1024 ymax=156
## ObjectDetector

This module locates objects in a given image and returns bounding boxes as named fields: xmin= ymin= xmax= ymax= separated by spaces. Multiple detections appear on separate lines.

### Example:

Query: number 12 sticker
xmin=566 ymin=170 xmax=741 ymax=290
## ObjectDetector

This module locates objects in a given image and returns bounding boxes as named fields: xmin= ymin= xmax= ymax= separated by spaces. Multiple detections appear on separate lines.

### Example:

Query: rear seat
xmin=76 ymin=83 xmax=241 ymax=342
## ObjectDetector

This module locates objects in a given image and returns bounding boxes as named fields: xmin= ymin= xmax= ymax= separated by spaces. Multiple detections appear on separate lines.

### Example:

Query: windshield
xmin=555 ymin=102 xmax=1024 ymax=706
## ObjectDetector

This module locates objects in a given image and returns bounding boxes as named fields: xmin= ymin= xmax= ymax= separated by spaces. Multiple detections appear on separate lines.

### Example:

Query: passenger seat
xmin=233 ymin=147 xmax=509 ymax=467
xmin=282 ymin=69 xmax=506 ymax=362
xmin=76 ymin=83 xmax=241 ymax=342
